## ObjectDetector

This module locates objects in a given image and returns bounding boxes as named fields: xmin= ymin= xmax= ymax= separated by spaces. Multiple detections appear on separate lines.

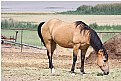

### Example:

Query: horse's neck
xmin=90 ymin=30 xmax=103 ymax=52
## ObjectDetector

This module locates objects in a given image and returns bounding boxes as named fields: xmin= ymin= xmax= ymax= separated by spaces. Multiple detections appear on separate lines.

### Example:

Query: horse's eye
xmin=104 ymin=60 xmax=107 ymax=62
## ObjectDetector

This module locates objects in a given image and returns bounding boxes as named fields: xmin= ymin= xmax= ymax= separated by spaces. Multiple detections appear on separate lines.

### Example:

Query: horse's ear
xmin=95 ymin=59 xmax=98 ymax=65
xmin=98 ymin=49 xmax=104 ymax=55
xmin=99 ymin=49 xmax=103 ymax=52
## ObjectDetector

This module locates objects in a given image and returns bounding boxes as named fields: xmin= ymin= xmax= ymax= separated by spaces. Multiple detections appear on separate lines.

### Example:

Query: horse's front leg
xmin=71 ymin=52 xmax=77 ymax=73
xmin=80 ymin=49 xmax=88 ymax=74
xmin=71 ymin=44 xmax=79 ymax=73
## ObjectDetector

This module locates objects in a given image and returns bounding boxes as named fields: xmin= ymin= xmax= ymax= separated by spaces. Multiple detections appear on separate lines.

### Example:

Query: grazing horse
xmin=38 ymin=19 xmax=109 ymax=75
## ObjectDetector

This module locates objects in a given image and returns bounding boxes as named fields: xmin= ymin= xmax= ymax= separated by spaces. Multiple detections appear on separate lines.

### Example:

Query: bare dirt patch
xmin=1 ymin=34 xmax=121 ymax=81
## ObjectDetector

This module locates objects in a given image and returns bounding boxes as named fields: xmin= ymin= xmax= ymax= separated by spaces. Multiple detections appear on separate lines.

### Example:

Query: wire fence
xmin=1 ymin=28 xmax=121 ymax=52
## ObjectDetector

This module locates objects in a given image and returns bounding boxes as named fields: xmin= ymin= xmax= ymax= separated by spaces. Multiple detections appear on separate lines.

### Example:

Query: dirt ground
xmin=1 ymin=45 xmax=93 ymax=81
xmin=1 ymin=33 xmax=121 ymax=81
xmin=1 ymin=45 xmax=92 ymax=69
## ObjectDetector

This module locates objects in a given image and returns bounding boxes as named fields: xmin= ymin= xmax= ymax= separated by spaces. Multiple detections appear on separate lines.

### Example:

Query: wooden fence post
xmin=15 ymin=31 xmax=18 ymax=42
xmin=21 ymin=29 xmax=23 ymax=52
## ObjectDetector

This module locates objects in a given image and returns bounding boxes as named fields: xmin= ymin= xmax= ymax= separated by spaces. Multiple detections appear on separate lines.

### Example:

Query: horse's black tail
xmin=37 ymin=22 xmax=46 ymax=47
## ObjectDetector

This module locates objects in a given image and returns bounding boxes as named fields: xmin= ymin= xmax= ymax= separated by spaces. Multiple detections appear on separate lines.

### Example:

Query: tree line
xmin=59 ymin=3 xmax=121 ymax=15
xmin=1 ymin=18 xmax=38 ymax=30
xmin=1 ymin=19 xmax=121 ymax=31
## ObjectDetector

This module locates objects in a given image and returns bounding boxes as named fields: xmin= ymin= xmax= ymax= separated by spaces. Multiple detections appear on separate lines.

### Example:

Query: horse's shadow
xmin=66 ymin=70 xmax=91 ymax=75
xmin=63 ymin=70 xmax=103 ymax=76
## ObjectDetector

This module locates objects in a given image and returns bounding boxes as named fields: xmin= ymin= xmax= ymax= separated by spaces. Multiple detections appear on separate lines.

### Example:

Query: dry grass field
xmin=1 ymin=13 xmax=121 ymax=25
xmin=1 ymin=45 xmax=121 ymax=81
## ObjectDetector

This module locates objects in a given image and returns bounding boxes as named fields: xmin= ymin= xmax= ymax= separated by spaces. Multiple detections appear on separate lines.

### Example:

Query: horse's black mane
xmin=75 ymin=21 xmax=106 ymax=54
xmin=90 ymin=30 xmax=104 ymax=52
xmin=75 ymin=21 xmax=90 ymax=29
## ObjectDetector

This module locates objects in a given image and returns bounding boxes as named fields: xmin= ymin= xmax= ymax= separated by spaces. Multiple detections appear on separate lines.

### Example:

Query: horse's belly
xmin=57 ymin=41 xmax=73 ymax=48
xmin=56 ymin=41 xmax=73 ymax=48
xmin=52 ymin=33 xmax=73 ymax=48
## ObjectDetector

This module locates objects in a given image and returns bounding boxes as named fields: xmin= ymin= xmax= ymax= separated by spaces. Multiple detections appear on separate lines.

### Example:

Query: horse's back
xmin=42 ymin=19 xmax=64 ymax=32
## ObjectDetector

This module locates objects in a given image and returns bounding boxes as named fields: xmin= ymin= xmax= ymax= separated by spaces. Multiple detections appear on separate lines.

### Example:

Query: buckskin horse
xmin=37 ymin=19 xmax=109 ymax=75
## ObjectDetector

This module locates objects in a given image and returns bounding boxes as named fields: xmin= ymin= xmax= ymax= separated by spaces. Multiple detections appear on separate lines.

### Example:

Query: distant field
xmin=1 ymin=13 xmax=121 ymax=25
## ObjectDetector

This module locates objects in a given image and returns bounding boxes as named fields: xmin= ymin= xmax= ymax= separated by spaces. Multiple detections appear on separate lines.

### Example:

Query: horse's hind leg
xmin=46 ymin=40 xmax=56 ymax=74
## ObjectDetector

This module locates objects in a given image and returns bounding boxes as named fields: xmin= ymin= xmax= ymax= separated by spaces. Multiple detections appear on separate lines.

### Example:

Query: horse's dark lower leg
xmin=47 ymin=50 xmax=53 ymax=69
xmin=71 ymin=44 xmax=79 ymax=74
xmin=80 ymin=55 xmax=85 ymax=74
xmin=71 ymin=52 xmax=77 ymax=73
xmin=46 ymin=40 xmax=56 ymax=73
xmin=47 ymin=50 xmax=55 ymax=74
xmin=80 ymin=50 xmax=86 ymax=74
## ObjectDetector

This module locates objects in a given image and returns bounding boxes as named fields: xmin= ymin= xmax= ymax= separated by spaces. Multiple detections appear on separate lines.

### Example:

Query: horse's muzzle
xmin=103 ymin=71 xmax=109 ymax=75
xmin=100 ymin=66 xmax=109 ymax=75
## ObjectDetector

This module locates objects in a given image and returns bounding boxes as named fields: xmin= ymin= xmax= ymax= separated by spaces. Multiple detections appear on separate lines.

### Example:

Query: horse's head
xmin=96 ymin=49 xmax=109 ymax=75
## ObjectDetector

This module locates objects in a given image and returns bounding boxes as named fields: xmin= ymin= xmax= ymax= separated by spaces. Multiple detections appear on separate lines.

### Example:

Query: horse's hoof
xmin=71 ymin=73 xmax=75 ymax=76
xmin=69 ymin=71 xmax=75 ymax=73
xmin=81 ymin=72 xmax=86 ymax=75
xmin=69 ymin=71 xmax=76 ymax=76
xmin=51 ymin=68 xmax=55 ymax=74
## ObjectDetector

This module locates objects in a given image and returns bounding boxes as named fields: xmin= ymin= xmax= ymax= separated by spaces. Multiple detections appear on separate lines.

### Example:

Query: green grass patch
xmin=1 ymin=29 xmax=43 ymax=47
xmin=89 ymin=23 xmax=121 ymax=32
